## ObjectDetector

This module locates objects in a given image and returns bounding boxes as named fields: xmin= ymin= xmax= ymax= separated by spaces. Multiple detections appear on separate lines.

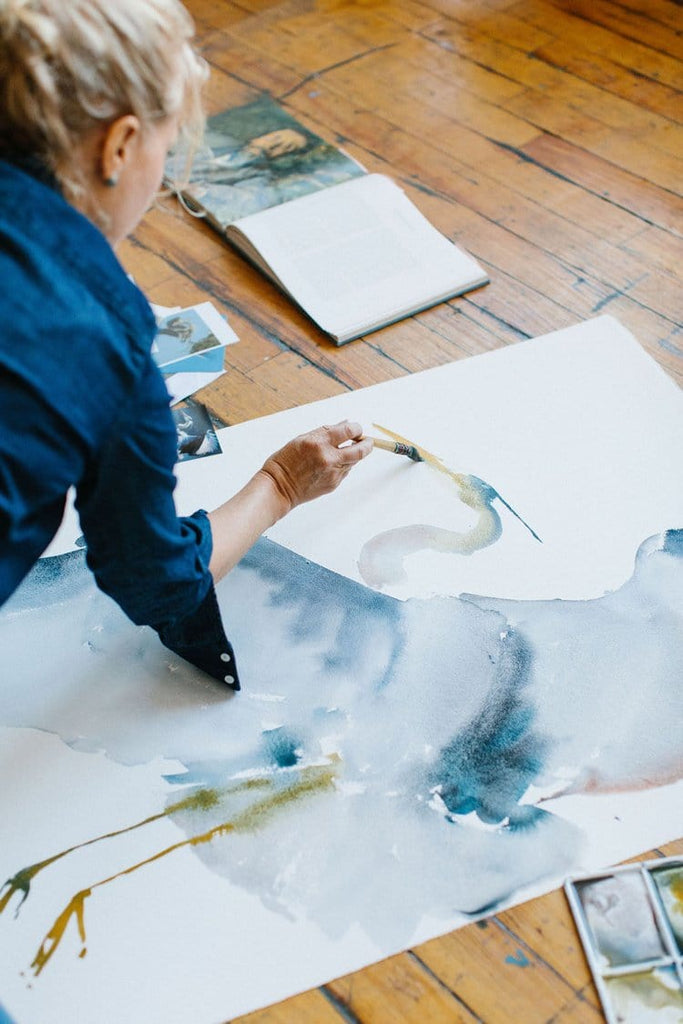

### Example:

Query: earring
xmin=104 ymin=175 xmax=118 ymax=187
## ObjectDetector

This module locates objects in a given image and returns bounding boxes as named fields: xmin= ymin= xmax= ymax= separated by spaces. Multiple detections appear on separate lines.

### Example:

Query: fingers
xmin=339 ymin=435 xmax=373 ymax=464
xmin=318 ymin=420 xmax=372 ymax=463
xmin=323 ymin=419 xmax=364 ymax=447
xmin=260 ymin=421 xmax=371 ymax=515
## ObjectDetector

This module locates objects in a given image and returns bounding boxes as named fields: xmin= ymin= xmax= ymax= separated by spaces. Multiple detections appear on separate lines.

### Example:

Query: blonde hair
xmin=0 ymin=0 xmax=207 ymax=202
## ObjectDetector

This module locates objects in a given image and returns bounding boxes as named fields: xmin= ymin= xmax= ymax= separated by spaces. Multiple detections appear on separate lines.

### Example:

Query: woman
xmin=0 ymin=0 xmax=371 ymax=689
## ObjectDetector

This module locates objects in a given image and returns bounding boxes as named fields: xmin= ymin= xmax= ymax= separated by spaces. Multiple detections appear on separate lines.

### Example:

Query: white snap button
xmin=220 ymin=652 xmax=231 ymax=662
xmin=224 ymin=675 xmax=235 ymax=685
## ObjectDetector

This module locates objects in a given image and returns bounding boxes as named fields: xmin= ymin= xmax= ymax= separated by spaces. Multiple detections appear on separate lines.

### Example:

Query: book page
xmin=229 ymin=174 xmax=488 ymax=341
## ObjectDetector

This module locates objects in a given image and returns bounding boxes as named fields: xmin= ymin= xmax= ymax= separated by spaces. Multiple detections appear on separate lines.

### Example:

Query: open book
xmin=168 ymin=97 xmax=488 ymax=344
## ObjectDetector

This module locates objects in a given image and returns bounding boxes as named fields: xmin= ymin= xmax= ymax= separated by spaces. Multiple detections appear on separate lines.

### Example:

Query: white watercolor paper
xmin=1 ymin=315 xmax=682 ymax=1024
xmin=171 ymin=316 xmax=682 ymax=602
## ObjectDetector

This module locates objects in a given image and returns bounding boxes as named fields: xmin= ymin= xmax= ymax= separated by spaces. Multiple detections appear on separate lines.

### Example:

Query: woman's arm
xmin=76 ymin=359 xmax=371 ymax=686
xmin=208 ymin=420 xmax=372 ymax=582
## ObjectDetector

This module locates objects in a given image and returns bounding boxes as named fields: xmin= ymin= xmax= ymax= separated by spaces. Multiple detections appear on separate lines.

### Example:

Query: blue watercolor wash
xmin=2 ymin=524 xmax=681 ymax=945
xmin=429 ymin=628 xmax=547 ymax=826
xmin=241 ymin=536 xmax=406 ymax=691
xmin=2 ymin=546 xmax=89 ymax=611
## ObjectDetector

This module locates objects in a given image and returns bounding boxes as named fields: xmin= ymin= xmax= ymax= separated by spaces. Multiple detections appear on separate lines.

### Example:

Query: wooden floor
xmin=122 ymin=0 xmax=682 ymax=1020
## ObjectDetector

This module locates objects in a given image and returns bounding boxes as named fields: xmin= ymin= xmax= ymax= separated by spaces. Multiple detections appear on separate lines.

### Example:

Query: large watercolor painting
xmin=1 ymin=316 xmax=681 ymax=1024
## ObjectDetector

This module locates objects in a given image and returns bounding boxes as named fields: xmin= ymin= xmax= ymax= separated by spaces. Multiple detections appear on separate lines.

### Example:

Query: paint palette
xmin=565 ymin=858 xmax=683 ymax=1023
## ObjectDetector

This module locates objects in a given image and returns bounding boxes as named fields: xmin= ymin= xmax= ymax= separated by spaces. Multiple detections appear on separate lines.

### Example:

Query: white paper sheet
xmin=1 ymin=315 xmax=681 ymax=1024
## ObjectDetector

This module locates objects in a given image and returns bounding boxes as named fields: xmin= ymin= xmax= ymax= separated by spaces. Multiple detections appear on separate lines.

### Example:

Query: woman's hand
xmin=208 ymin=420 xmax=372 ymax=582
xmin=258 ymin=420 xmax=373 ymax=517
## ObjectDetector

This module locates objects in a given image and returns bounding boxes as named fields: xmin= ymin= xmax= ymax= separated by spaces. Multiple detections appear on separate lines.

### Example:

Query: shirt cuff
xmin=156 ymin=583 xmax=240 ymax=690
xmin=156 ymin=507 xmax=238 ymax=691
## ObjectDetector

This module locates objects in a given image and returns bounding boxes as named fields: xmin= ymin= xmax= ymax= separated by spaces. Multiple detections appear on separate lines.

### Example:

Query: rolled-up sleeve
xmin=75 ymin=357 xmax=240 ymax=690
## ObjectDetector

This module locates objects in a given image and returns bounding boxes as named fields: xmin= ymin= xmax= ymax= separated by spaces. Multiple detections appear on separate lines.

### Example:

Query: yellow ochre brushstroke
xmin=0 ymin=778 xmax=269 ymax=917
xmin=373 ymin=423 xmax=470 ymax=491
xmin=362 ymin=425 xmax=540 ymax=589
xmin=28 ymin=761 xmax=337 ymax=976
xmin=31 ymin=889 xmax=91 ymax=976
xmin=373 ymin=424 xmax=540 ymax=534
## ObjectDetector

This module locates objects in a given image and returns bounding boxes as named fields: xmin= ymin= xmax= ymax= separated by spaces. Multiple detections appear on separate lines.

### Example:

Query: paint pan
xmin=565 ymin=857 xmax=683 ymax=1022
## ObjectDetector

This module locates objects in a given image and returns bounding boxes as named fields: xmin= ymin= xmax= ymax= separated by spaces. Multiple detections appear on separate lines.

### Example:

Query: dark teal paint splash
xmin=428 ymin=628 xmax=547 ymax=827
xmin=662 ymin=528 xmax=683 ymax=556
xmin=263 ymin=727 xmax=301 ymax=768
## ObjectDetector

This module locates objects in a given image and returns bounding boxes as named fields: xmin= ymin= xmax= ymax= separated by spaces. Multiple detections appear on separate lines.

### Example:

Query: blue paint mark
xmin=263 ymin=727 xmax=300 ymax=768
xmin=663 ymin=528 xmax=683 ymax=556
xmin=429 ymin=628 xmax=547 ymax=826
xmin=505 ymin=949 xmax=531 ymax=967
xmin=466 ymin=475 xmax=541 ymax=544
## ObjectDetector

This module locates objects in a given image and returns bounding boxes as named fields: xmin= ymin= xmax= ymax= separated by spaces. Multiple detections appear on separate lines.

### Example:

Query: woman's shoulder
xmin=0 ymin=159 xmax=159 ymax=438
xmin=0 ymin=159 xmax=156 ymax=367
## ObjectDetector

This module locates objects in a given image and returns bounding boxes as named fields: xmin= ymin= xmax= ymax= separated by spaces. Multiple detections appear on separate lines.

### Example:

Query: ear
xmin=99 ymin=114 xmax=142 ymax=185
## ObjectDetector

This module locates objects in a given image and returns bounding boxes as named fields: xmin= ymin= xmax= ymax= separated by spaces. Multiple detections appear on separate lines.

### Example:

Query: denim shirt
xmin=0 ymin=158 xmax=239 ymax=689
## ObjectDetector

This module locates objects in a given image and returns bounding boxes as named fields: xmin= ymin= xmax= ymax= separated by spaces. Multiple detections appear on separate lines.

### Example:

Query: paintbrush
xmin=364 ymin=435 xmax=424 ymax=462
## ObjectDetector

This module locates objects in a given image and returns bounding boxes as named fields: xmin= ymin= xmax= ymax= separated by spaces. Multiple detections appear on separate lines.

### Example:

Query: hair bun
xmin=0 ymin=0 xmax=205 ymax=215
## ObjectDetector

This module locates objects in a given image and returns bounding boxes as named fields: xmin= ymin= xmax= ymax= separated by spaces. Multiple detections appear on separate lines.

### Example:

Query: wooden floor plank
xmin=220 ymin=6 xmax=407 ymax=78
xmin=544 ymin=0 xmax=683 ymax=62
xmin=502 ymin=91 xmax=683 ymax=192
xmin=415 ymin=0 xmax=556 ymax=51
xmin=188 ymin=0 xmax=252 ymax=31
xmin=623 ymin=223 xmax=683 ymax=279
xmin=532 ymin=37 xmax=683 ymax=121
xmin=367 ymin=33 xmax=527 ymax=107
xmin=508 ymin=0 xmax=683 ymax=90
xmin=228 ymin=987 xmax=348 ymax=1024
xmin=521 ymin=134 xmax=683 ymax=236
xmin=613 ymin=0 xmax=683 ymax=33
xmin=325 ymin=951 xmax=483 ymax=1023
xmin=414 ymin=917 xmax=604 ymax=1024
xmin=496 ymin=888 xmax=603 ymax=992
xmin=319 ymin=0 xmax=449 ymax=33
xmin=418 ymin=15 xmax=681 ymax=155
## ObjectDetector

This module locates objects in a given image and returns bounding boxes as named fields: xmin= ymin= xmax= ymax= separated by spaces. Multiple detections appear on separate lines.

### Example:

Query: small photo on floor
xmin=172 ymin=399 xmax=222 ymax=462
xmin=153 ymin=307 xmax=227 ymax=368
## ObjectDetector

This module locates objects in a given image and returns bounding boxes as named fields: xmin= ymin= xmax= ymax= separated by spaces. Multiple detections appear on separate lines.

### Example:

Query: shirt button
xmin=220 ymin=652 xmax=231 ymax=662
xmin=224 ymin=675 xmax=235 ymax=685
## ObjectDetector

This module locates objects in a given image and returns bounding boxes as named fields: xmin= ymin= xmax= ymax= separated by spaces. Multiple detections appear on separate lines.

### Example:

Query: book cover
xmin=166 ymin=94 xmax=365 ymax=227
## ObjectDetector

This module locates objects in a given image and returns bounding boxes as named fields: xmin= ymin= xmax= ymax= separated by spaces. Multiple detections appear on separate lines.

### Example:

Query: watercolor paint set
xmin=565 ymin=857 xmax=683 ymax=1022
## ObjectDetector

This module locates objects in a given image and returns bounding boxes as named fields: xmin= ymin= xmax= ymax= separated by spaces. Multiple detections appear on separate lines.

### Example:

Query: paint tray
xmin=565 ymin=857 xmax=683 ymax=1022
